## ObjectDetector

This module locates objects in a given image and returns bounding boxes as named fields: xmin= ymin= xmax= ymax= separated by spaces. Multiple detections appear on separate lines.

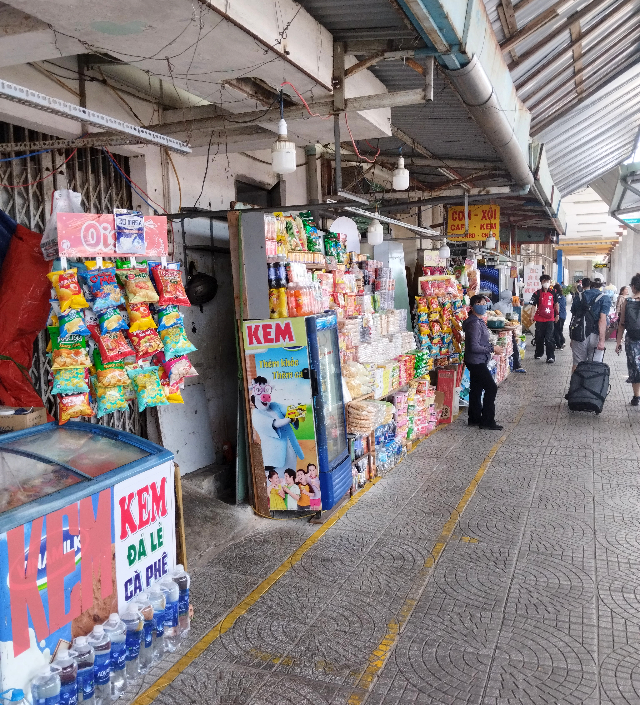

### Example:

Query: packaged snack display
xmin=58 ymin=310 xmax=91 ymax=339
xmin=51 ymin=331 xmax=91 ymax=369
xmin=157 ymin=305 xmax=183 ymax=331
xmin=126 ymin=302 xmax=156 ymax=332
xmin=98 ymin=307 xmax=127 ymax=335
xmin=115 ymin=208 xmax=145 ymax=254
xmin=83 ymin=267 xmax=123 ymax=311
xmin=158 ymin=366 xmax=184 ymax=404
xmin=129 ymin=327 xmax=164 ymax=360
xmin=47 ymin=269 xmax=89 ymax=311
xmin=116 ymin=268 xmax=159 ymax=304
xmin=93 ymin=349 xmax=129 ymax=387
xmin=163 ymin=354 xmax=198 ymax=386
xmin=151 ymin=267 xmax=190 ymax=307
xmin=91 ymin=377 xmax=128 ymax=418
xmin=127 ymin=366 xmax=169 ymax=411
xmin=160 ymin=325 xmax=196 ymax=359
xmin=90 ymin=326 xmax=135 ymax=363
xmin=52 ymin=368 xmax=89 ymax=395
xmin=58 ymin=392 xmax=94 ymax=424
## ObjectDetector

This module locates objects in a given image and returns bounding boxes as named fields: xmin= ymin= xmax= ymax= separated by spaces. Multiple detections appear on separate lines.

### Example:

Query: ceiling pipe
xmin=443 ymin=56 xmax=534 ymax=190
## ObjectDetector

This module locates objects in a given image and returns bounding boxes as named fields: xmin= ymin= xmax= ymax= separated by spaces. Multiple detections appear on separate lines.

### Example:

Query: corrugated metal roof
xmin=482 ymin=0 xmax=640 ymax=195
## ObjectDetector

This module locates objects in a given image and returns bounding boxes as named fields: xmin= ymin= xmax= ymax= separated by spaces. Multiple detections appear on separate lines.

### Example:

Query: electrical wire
xmin=280 ymin=81 xmax=332 ymax=119
xmin=344 ymin=113 xmax=380 ymax=163
xmin=1 ymin=149 xmax=77 ymax=188
xmin=102 ymin=149 xmax=156 ymax=211
xmin=193 ymin=130 xmax=216 ymax=207
xmin=0 ymin=149 xmax=52 ymax=163
xmin=165 ymin=150 xmax=183 ymax=211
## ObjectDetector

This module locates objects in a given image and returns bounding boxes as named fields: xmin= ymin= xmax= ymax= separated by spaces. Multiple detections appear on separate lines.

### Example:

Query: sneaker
xmin=547 ymin=358 xmax=555 ymax=364
xmin=480 ymin=423 xmax=504 ymax=431
xmin=534 ymin=355 xmax=542 ymax=360
xmin=514 ymin=368 xmax=527 ymax=374
xmin=632 ymin=397 xmax=640 ymax=407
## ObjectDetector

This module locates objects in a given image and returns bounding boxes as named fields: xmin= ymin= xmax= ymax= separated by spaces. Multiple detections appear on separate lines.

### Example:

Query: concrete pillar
xmin=621 ymin=232 xmax=635 ymax=289
xmin=630 ymin=230 xmax=640 ymax=286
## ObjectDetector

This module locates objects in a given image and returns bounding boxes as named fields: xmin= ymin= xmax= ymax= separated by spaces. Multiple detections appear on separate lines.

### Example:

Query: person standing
xmin=616 ymin=286 xmax=630 ymax=316
xmin=553 ymin=283 xmax=566 ymax=350
xmin=531 ymin=274 xmax=559 ymax=363
xmin=569 ymin=277 xmax=609 ymax=372
xmin=616 ymin=275 xmax=640 ymax=406
xmin=462 ymin=295 xmax=505 ymax=430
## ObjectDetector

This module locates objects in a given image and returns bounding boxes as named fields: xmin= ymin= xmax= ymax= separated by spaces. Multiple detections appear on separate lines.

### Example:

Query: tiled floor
xmin=126 ymin=341 xmax=640 ymax=704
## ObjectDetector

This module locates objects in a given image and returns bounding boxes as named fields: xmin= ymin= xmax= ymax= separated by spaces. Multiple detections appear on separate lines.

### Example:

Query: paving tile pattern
xmin=123 ymin=341 xmax=640 ymax=704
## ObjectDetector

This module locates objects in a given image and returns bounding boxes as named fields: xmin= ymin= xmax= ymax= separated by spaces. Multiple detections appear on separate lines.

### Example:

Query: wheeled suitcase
xmin=566 ymin=360 xmax=610 ymax=413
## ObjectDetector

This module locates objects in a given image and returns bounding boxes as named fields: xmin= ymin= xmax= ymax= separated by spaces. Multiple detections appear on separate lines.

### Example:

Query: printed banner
xmin=57 ymin=213 xmax=168 ymax=257
xmin=523 ymin=263 xmax=542 ymax=298
xmin=113 ymin=462 xmax=176 ymax=608
xmin=243 ymin=318 xmax=321 ymax=513
xmin=446 ymin=205 xmax=500 ymax=241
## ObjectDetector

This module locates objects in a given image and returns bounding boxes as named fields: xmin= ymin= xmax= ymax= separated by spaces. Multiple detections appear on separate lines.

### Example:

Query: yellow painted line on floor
xmin=346 ymin=406 xmax=527 ymax=704
xmin=132 ymin=477 xmax=381 ymax=705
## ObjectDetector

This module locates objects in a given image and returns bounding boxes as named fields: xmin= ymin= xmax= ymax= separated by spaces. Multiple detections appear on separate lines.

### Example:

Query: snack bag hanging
xmin=158 ymin=366 xmax=184 ymax=403
xmin=162 ymin=354 xmax=198 ymax=386
xmin=83 ymin=266 xmax=123 ymax=311
xmin=58 ymin=392 xmax=94 ymax=424
xmin=115 ymin=209 xmax=146 ymax=255
xmin=126 ymin=302 xmax=156 ymax=332
xmin=47 ymin=269 xmax=89 ymax=312
xmin=89 ymin=325 xmax=135 ymax=363
xmin=91 ymin=376 xmax=128 ymax=418
xmin=50 ymin=329 xmax=92 ymax=369
xmin=59 ymin=309 xmax=91 ymax=339
xmin=93 ymin=349 xmax=129 ymax=387
xmin=160 ymin=324 xmax=196 ymax=359
xmin=126 ymin=366 xmax=169 ymax=410
xmin=116 ymin=268 xmax=159 ymax=304
xmin=156 ymin=304 xmax=184 ymax=331
xmin=98 ymin=307 xmax=127 ymax=335
xmin=129 ymin=327 xmax=164 ymax=360
xmin=52 ymin=368 xmax=89 ymax=395
xmin=151 ymin=267 xmax=191 ymax=307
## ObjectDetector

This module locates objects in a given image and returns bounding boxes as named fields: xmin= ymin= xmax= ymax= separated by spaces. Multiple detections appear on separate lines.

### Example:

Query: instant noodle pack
xmin=46 ymin=259 xmax=198 ymax=424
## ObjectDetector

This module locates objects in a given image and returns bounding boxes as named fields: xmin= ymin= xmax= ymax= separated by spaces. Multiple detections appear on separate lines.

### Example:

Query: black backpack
xmin=625 ymin=298 xmax=640 ymax=341
xmin=569 ymin=291 xmax=603 ymax=342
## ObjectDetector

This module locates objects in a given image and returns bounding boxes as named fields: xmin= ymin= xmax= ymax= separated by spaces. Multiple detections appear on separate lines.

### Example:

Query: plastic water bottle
xmin=135 ymin=593 xmax=154 ymax=672
xmin=88 ymin=625 xmax=110 ymax=705
xmin=31 ymin=665 xmax=62 ymax=705
xmin=148 ymin=586 xmax=166 ymax=662
xmin=171 ymin=565 xmax=191 ymax=638
xmin=0 ymin=690 xmax=28 ymax=705
xmin=121 ymin=608 xmax=143 ymax=682
xmin=53 ymin=651 xmax=78 ymax=705
xmin=72 ymin=636 xmax=95 ymax=705
xmin=102 ymin=614 xmax=127 ymax=699
xmin=160 ymin=578 xmax=180 ymax=652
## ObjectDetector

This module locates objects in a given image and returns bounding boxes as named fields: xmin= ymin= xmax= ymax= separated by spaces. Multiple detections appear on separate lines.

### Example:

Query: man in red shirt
xmin=531 ymin=274 xmax=560 ymax=363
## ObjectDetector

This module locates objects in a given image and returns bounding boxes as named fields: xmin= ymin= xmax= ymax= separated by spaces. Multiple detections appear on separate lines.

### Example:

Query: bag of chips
xmin=158 ymin=366 xmax=184 ymax=404
xmin=157 ymin=304 xmax=183 ymax=331
xmin=160 ymin=325 xmax=196 ymax=359
xmin=89 ymin=325 xmax=134 ymax=363
xmin=129 ymin=327 xmax=164 ymax=360
xmin=50 ymin=328 xmax=92 ymax=369
xmin=91 ymin=376 xmax=128 ymax=418
xmin=126 ymin=366 xmax=169 ymax=411
xmin=126 ymin=302 xmax=156 ymax=332
xmin=52 ymin=368 xmax=89 ymax=395
xmin=93 ymin=349 xmax=129 ymax=387
xmin=98 ymin=307 xmax=127 ymax=335
xmin=59 ymin=309 xmax=91 ymax=339
xmin=58 ymin=392 xmax=94 ymax=424
xmin=47 ymin=269 xmax=89 ymax=312
xmin=83 ymin=267 xmax=123 ymax=312
xmin=116 ymin=268 xmax=159 ymax=304
xmin=151 ymin=267 xmax=190 ymax=307
xmin=163 ymin=354 xmax=198 ymax=386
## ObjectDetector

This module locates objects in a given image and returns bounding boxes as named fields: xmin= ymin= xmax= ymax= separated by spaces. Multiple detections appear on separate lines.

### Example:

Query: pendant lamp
xmin=271 ymin=93 xmax=296 ymax=174
xmin=367 ymin=218 xmax=384 ymax=245
xmin=485 ymin=234 xmax=496 ymax=250
xmin=438 ymin=241 xmax=450 ymax=258
xmin=392 ymin=156 xmax=410 ymax=191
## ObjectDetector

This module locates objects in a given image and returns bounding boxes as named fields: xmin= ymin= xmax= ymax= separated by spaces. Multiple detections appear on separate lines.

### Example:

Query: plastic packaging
xmin=88 ymin=625 xmax=110 ymax=705
xmin=89 ymin=327 xmax=134 ymax=364
xmin=31 ymin=665 xmax=62 ymax=705
xmin=128 ymin=328 xmax=163 ymax=361
xmin=116 ymin=269 xmax=159 ymax=304
xmin=72 ymin=636 xmax=96 ymax=705
xmin=126 ymin=367 xmax=168 ymax=411
xmin=98 ymin=308 xmax=126 ymax=335
xmin=159 ymin=578 xmax=180 ymax=652
xmin=151 ymin=267 xmax=190 ymax=307
xmin=171 ymin=564 xmax=191 ymax=638
xmin=121 ymin=608 xmax=143 ymax=682
xmin=83 ymin=268 xmax=123 ymax=312
xmin=53 ymin=651 xmax=78 ymax=705
xmin=156 ymin=305 xmax=183 ymax=332
xmin=134 ymin=593 xmax=155 ymax=673
xmin=91 ymin=377 xmax=127 ymax=418
xmin=58 ymin=392 xmax=94 ymax=425
xmin=148 ymin=586 xmax=166 ymax=662
xmin=102 ymin=614 xmax=127 ymax=698
xmin=163 ymin=355 xmax=198 ymax=386
xmin=93 ymin=350 xmax=129 ymax=388
xmin=47 ymin=270 xmax=89 ymax=312
xmin=52 ymin=368 xmax=89 ymax=395
xmin=126 ymin=302 xmax=156 ymax=332
xmin=59 ymin=310 xmax=91 ymax=339
xmin=159 ymin=325 xmax=196 ymax=359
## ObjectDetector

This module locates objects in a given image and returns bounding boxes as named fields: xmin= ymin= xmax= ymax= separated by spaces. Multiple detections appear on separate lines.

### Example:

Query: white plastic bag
xmin=41 ymin=189 xmax=84 ymax=260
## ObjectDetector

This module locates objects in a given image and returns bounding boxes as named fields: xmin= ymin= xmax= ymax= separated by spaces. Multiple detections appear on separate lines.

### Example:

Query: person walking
xmin=531 ymin=274 xmax=559 ymax=363
xmin=616 ymin=286 xmax=630 ymax=316
xmin=553 ymin=283 xmax=567 ymax=350
xmin=616 ymin=275 xmax=640 ymax=406
xmin=462 ymin=294 xmax=504 ymax=430
xmin=569 ymin=277 xmax=609 ymax=372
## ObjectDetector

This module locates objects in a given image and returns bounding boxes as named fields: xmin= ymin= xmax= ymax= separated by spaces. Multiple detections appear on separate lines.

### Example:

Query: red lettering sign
xmin=137 ymin=486 xmax=151 ymax=529
xmin=262 ymin=324 xmax=274 ymax=344
xmin=274 ymin=321 xmax=294 ymax=344
xmin=246 ymin=325 xmax=262 ymax=346
xmin=80 ymin=491 xmax=113 ymax=606
xmin=119 ymin=492 xmax=138 ymax=540
xmin=150 ymin=477 xmax=168 ymax=522
xmin=47 ymin=506 xmax=81 ymax=633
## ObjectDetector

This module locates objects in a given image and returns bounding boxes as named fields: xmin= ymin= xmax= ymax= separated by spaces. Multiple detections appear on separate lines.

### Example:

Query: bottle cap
xmin=74 ymin=636 xmax=88 ymax=646
xmin=92 ymin=625 xmax=105 ymax=636
xmin=109 ymin=613 xmax=119 ymax=621
xmin=175 ymin=564 xmax=184 ymax=572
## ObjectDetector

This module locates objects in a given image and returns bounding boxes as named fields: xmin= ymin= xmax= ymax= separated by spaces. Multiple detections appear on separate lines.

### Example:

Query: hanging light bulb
xmin=392 ymin=156 xmax=410 ymax=191
xmin=485 ymin=233 xmax=496 ymax=250
xmin=271 ymin=92 xmax=296 ymax=174
xmin=367 ymin=218 xmax=384 ymax=246
xmin=438 ymin=240 xmax=450 ymax=258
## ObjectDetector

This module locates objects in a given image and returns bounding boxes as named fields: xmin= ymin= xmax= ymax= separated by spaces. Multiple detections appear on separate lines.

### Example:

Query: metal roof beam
xmin=500 ymin=0 xmax=571 ymax=53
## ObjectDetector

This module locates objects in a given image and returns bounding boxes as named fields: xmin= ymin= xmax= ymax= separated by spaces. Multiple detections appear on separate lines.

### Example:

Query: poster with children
xmin=243 ymin=318 xmax=321 ymax=514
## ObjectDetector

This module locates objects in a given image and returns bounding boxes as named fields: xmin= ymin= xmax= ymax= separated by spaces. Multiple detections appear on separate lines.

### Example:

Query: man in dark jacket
xmin=462 ymin=294 xmax=505 ymax=430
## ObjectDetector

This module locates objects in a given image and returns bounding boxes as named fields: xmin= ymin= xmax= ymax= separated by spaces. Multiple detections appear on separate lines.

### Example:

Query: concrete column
xmin=630 ymin=230 xmax=640 ymax=286
xmin=622 ymin=232 xmax=635 ymax=289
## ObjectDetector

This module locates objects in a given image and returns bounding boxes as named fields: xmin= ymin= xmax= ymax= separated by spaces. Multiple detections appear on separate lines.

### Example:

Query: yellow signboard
xmin=446 ymin=205 xmax=500 ymax=241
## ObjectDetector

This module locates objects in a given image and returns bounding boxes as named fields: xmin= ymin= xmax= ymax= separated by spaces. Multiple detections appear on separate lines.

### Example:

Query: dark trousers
xmin=535 ymin=320 xmax=555 ymax=359
xmin=554 ymin=317 xmax=565 ymax=349
xmin=512 ymin=329 xmax=522 ymax=370
xmin=467 ymin=362 xmax=498 ymax=425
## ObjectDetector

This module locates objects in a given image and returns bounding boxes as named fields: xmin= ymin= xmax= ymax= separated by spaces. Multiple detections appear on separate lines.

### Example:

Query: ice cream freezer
xmin=0 ymin=421 xmax=176 ymax=693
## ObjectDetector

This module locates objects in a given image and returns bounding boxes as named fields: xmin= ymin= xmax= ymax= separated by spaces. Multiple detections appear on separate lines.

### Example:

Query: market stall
xmin=0 ymin=421 xmax=176 ymax=693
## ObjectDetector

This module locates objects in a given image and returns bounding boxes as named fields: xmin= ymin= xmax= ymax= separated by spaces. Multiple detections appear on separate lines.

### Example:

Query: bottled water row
xmin=29 ymin=565 xmax=190 ymax=705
